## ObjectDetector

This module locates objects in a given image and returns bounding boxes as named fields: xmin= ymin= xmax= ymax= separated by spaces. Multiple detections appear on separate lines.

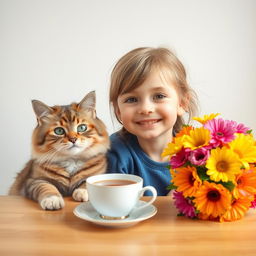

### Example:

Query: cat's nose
xmin=69 ymin=137 xmax=77 ymax=144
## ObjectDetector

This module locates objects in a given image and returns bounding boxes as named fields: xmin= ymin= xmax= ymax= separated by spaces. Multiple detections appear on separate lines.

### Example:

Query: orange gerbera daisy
xmin=175 ymin=126 xmax=193 ymax=138
xmin=197 ymin=212 xmax=219 ymax=221
xmin=194 ymin=181 xmax=231 ymax=218
xmin=220 ymin=197 xmax=253 ymax=222
xmin=233 ymin=166 xmax=256 ymax=199
xmin=172 ymin=166 xmax=202 ymax=197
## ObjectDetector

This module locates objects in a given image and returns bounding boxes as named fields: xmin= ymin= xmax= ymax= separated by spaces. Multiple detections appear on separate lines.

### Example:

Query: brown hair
xmin=109 ymin=47 xmax=198 ymax=134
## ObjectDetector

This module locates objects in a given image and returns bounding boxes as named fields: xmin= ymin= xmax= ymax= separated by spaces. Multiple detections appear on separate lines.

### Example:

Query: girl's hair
xmin=109 ymin=47 xmax=198 ymax=134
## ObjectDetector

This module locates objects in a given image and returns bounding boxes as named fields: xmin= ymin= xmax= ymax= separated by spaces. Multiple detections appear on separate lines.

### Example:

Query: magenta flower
xmin=173 ymin=191 xmax=197 ymax=218
xmin=229 ymin=120 xmax=250 ymax=134
xmin=204 ymin=118 xmax=236 ymax=147
xmin=188 ymin=147 xmax=210 ymax=166
xmin=250 ymin=195 xmax=256 ymax=209
xmin=170 ymin=148 xmax=190 ymax=169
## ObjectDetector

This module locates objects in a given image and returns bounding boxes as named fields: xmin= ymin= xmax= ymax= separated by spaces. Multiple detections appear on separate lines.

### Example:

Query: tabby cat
xmin=9 ymin=91 xmax=109 ymax=210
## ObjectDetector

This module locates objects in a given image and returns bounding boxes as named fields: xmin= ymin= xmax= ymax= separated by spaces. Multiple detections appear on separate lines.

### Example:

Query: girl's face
xmin=116 ymin=69 xmax=185 ymax=142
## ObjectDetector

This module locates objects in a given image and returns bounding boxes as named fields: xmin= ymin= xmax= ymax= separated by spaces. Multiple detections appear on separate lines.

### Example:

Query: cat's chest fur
xmin=59 ymin=159 xmax=85 ymax=174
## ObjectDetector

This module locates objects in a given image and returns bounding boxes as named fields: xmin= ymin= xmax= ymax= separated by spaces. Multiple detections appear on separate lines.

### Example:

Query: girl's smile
xmin=135 ymin=118 xmax=162 ymax=128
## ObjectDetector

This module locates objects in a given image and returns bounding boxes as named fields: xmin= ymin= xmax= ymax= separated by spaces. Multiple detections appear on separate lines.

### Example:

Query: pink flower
xmin=173 ymin=191 xmax=197 ymax=218
xmin=188 ymin=147 xmax=210 ymax=166
xmin=229 ymin=120 xmax=250 ymax=134
xmin=250 ymin=195 xmax=256 ymax=209
xmin=204 ymin=118 xmax=236 ymax=147
xmin=170 ymin=148 xmax=190 ymax=169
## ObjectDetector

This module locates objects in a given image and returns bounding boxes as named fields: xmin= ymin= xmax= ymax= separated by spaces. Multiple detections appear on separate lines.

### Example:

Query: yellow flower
xmin=220 ymin=197 xmax=253 ymax=222
xmin=172 ymin=166 xmax=202 ymax=197
xmin=162 ymin=136 xmax=184 ymax=158
xmin=228 ymin=133 xmax=256 ymax=169
xmin=194 ymin=181 xmax=231 ymax=218
xmin=206 ymin=147 xmax=241 ymax=182
xmin=193 ymin=113 xmax=220 ymax=125
xmin=183 ymin=127 xmax=211 ymax=150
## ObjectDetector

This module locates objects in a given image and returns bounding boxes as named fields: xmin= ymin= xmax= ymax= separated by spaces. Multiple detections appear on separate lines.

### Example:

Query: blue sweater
xmin=107 ymin=132 xmax=171 ymax=196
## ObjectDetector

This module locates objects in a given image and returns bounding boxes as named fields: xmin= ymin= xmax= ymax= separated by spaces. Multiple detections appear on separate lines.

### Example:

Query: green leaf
xmin=196 ymin=166 xmax=210 ymax=181
xmin=165 ymin=165 xmax=171 ymax=170
xmin=246 ymin=129 xmax=252 ymax=134
xmin=195 ymin=209 xmax=200 ymax=214
xmin=167 ymin=183 xmax=177 ymax=191
xmin=217 ymin=181 xmax=235 ymax=192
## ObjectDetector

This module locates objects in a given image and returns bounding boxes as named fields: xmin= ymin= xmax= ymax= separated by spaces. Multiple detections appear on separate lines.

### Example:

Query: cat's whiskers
xmin=37 ymin=148 xmax=57 ymax=167
xmin=46 ymin=145 xmax=68 ymax=165
xmin=38 ymin=143 xmax=66 ymax=166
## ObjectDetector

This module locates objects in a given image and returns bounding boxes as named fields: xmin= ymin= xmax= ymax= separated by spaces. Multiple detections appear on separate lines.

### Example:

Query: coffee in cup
xmin=86 ymin=173 xmax=157 ymax=220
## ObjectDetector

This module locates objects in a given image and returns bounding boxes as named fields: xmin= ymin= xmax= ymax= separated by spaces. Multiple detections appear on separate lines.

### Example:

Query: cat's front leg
xmin=72 ymin=188 xmax=88 ymax=202
xmin=26 ymin=179 xmax=65 ymax=210
xmin=40 ymin=195 xmax=65 ymax=210
xmin=72 ymin=183 xmax=88 ymax=202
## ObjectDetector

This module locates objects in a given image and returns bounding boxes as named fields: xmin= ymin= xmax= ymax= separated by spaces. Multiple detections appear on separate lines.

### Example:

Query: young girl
xmin=107 ymin=47 xmax=198 ymax=196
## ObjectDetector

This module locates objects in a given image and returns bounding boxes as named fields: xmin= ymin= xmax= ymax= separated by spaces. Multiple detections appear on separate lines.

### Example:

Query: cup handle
xmin=134 ymin=186 xmax=157 ymax=211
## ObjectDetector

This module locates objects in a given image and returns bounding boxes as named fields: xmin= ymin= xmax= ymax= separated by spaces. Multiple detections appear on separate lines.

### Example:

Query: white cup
xmin=86 ymin=173 xmax=157 ymax=220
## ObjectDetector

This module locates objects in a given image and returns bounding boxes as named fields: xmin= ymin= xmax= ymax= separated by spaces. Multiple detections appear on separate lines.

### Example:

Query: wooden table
xmin=0 ymin=196 xmax=256 ymax=256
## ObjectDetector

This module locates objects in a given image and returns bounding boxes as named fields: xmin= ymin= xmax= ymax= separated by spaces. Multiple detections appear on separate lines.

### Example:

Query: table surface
xmin=0 ymin=196 xmax=256 ymax=256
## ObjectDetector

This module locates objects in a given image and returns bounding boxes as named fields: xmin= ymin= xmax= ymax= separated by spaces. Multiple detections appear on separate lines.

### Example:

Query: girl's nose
xmin=138 ymin=100 xmax=154 ymax=115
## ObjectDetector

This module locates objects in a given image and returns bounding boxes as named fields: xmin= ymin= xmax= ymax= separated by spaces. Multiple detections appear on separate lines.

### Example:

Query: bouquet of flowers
xmin=162 ymin=113 xmax=256 ymax=222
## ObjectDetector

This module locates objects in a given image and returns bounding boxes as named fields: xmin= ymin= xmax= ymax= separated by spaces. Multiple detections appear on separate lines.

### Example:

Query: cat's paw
xmin=40 ymin=195 xmax=65 ymax=210
xmin=72 ymin=188 xmax=88 ymax=202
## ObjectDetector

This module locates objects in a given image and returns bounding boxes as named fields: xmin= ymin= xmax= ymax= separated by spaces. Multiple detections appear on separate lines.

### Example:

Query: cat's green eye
xmin=77 ymin=124 xmax=87 ymax=133
xmin=54 ymin=127 xmax=65 ymax=135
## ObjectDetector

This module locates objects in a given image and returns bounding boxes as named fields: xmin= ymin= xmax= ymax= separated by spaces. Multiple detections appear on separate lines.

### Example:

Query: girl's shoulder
xmin=107 ymin=132 xmax=138 ymax=171
xmin=109 ymin=132 xmax=135 ymax=152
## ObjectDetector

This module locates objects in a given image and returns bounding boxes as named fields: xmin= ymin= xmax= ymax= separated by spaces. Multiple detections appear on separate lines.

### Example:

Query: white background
xmin=0 ymin=0 xmax=255 ymax=195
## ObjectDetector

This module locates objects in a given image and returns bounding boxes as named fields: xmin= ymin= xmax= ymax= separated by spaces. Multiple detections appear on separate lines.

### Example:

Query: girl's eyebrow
xmin=120 ymin=85 xmax=169 ymax=97
xmin=120 ymin=89 xmax=138 ymax=96
xmin=147 ymin=86 xmax=169 ymax=93
xmin=120 ymin=91 xmax=133 ymax=97
xmin=150 ymin=86 xmax=167 ymax=91
xmin=123 ymin=86 xmax=166 ymax=95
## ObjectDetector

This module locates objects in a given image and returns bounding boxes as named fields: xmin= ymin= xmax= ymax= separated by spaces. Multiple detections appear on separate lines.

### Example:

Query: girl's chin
xmin=135 ymin=129 xmax=173 ymax=142
xmin=136 ymin=133 xmax=161 ymax=141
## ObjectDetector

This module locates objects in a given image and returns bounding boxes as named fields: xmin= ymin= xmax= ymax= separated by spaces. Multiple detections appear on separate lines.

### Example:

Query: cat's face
xmin=39 ymin=108 xmax=99 ymax=156
xmin=31 ymin=92 xmax=109 ymax=162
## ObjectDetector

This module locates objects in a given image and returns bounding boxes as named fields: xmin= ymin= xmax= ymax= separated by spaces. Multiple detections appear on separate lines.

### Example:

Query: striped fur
xmin=9 ymin=91 xmax=109 ymax=210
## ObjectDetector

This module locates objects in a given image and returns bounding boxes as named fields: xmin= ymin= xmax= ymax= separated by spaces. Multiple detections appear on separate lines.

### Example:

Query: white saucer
xmin=73 ymin=200 xmax=157 ymax=228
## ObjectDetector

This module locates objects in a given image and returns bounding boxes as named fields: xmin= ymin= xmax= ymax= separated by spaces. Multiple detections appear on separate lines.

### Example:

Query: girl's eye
xmin=54 ymin=127 xmax=65 ymax=135
xmin=124 ymin=97 xmax=137 ymax=103
xmin=154 ymin=94 xmax=166 ymax=100
xmin=77 ymin=124 xmax=87 ymax=133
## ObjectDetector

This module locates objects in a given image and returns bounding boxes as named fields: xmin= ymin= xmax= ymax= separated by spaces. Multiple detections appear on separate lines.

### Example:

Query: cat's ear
xmin=31 ymin=100 xmax=53 ymax=123
xmin=78 ymin=91 xmax=96 ymax=118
